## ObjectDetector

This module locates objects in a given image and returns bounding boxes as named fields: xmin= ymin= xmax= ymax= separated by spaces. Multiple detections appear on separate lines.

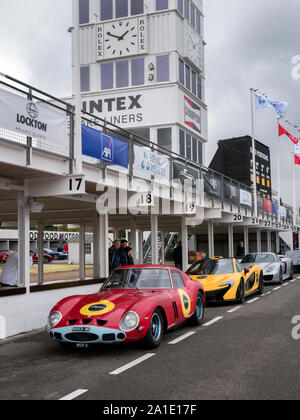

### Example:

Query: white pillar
xmin=208 ymin=221 xmax=214 ymax=258
xmin=256 ymin=228 xmax=262 ymax=253
xmin=138 ymin=230 xmax=144 ymax=264
xmin=18 ymin=194 xmax=30 ymax=290
xmin=130 ymin=219 xmax=137 ymax=263
xmin=181 ymin=218 xmax=188 ymax=272
xmin=99 ymin=213 xmax=109 ymax=278
xmin=79 ymin=224 xmax=86 ymax=280
xmin=228 ymin=224 xmax=234 ymax=258
xmin=161 ymin=232 xmax=165 ymax=265
xmin=244 ymin=226 xmax=249 ymax=255
xmin=276 ymin=231 xmax=280 ymax=254
xmin=151 ymin=215 xmax=158 ymax=264
xmin=93 ymin=213 xmax=100 ymax=279
xmin=37 ymin=222 xmax=44 ymax=285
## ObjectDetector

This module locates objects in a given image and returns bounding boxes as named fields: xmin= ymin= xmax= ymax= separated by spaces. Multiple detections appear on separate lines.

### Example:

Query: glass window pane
xmin=79 ymin=0 xmax=89 ymax=24
xmin=116 ymin=0 xmax=128 ymax=18
xmin=100 ymin=0 xmax=113 ymax=21
xmin=179 ymin=59 xmax=184 ymax=85
xmin=132 ymin=58 xmax=144 ymax=86
xmin=116 ymin=60 xmax=129 ymax=88
xmin=197 ymin=75 xmax=202 ymax=100
xmin=192 ymin=71 xmax=196 ymax=95
xmin=178 ymin=0 xmax=183 ymax=15
xmin=131 ymin=0 xmax=144 ymax=15
xmin=196 ymin=10 xmax=201 ymax=33
xmin=185 ymin=64 xmax=190 ymax=90
xmin=179 ymin=129 xmax=185 ymax=156
xmin=192 ymin=137 xmax=197 ymax=162
xmin=186 ymin=134 xmax=191 ymax=160
xmin=184 ymin=0 xmax=190 ymax=20
xmin=198 ymin=142 xmax=203 ymax=165
xmin=191 ymin=4 xmax=195 ymax=27
xmin=157 ymin=55 xmax=169 ymax=82
xmin=101 ymin=62 xmax=114 ymax=90
xmin=156 ymin=0 xmax=168 ymax=11
xmin=157 ymin=128 xmax=172 ymax=152
xmin=80 ymin=66 xmax=90 ymax=92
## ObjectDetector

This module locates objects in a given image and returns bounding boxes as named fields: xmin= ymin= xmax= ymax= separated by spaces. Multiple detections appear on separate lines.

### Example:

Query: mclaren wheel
xmin=142 ymin=309 xmax=163 ymax=349
xmin=258 ymin=271 xmax=264 ymax=295
xmin=189 ymin=293 xmax=205 ymax=326
xmin=236 ymin=278 xmax=246 ymax=304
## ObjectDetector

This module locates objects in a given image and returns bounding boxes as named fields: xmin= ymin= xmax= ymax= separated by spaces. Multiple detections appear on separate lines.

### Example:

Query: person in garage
xmin=0 ymin=250 xmax=34 ymax=288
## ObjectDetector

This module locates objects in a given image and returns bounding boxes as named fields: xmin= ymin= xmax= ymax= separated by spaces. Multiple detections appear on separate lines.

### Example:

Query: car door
xmin=170 ymin=269 xmax=192 ymax=323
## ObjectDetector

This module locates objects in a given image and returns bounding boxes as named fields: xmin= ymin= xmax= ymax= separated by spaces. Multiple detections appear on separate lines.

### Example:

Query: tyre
xmin=236 ymin=278 xmax=246 ymax=304
xmin=279 ymin=268 xmax=283 ymax=284
xmin=53 ymin=254 xmax=60 ymax=261
xmin=189 ymin=293 xmax=205 ymax=326
xmin=142 ymin=309 xmax=163 ymax=349
xmin=257 ymin=271 xmax=264 ymax=295
xmin=289 ymin=264 xmax=294 ymax=280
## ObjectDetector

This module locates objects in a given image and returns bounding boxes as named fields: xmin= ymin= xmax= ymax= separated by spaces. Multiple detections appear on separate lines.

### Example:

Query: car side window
xmin=172 ymin=271 xmax=185 ymax=289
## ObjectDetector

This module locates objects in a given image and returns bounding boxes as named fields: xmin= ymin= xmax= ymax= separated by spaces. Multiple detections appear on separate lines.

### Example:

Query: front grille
xmin=65 ymin=333 xmax=99 ymax=342
xmin=103 ymin=333 xmax=115 ymax=341
xmin=206 ymin=285 xmax=231 ymax=302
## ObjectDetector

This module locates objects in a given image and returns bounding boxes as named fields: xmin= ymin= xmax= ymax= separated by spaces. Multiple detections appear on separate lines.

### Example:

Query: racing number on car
xmin=80 ymin=300 xmax=115 ymax=316
xmin=178 ymin=289 xmax=191 ymax=318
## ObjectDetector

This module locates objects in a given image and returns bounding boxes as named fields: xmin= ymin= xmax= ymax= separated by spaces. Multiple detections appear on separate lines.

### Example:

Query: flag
xmin=279 ymin=123 xmax=299 ymax=145
xmin=254 ymin=91 xmax=288 ymax=118
xmin=295 ymin=144 xmax=300 ymax=165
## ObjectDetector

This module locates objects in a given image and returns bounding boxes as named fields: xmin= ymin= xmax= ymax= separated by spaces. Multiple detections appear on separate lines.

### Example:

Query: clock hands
xmin=118 ymin=30 xmax=129 ymax=41
xmin=106 ymin=29 xmax=130 ymax=41
xmin=106 ymin=31 xmax=120 ymax=39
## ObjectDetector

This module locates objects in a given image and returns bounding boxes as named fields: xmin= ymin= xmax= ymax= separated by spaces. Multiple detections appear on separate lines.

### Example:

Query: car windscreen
xmin=187 ymin=259 xmax=234 ymax=275
xmin=285 ymin=251 xmax=300 ymax=258
xmin=242 ymin=254 xmax=276 ymax=264
xmin=101 ymin=268 xmax=172 ymax=290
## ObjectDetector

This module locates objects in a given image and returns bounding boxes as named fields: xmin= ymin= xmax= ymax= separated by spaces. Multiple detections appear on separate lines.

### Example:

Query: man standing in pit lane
xmin=0 ymin=250 xmax=34 ymax=288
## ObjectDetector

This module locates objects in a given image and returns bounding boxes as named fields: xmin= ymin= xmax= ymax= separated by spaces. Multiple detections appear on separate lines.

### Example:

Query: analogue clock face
xmin=186 ymin=28 xmax=202 ymax=70
xmin=103 ymin=18 xmax=139 ymax=59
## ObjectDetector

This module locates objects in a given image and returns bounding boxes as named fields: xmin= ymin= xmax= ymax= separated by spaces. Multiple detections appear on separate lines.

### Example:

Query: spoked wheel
xmin=189 ymin=293 xmax=205 ymax=326
xmin=237 ymin=279 xmax=246 ymax=304
xmin=142 ymin=309 xmax=163 ymax=349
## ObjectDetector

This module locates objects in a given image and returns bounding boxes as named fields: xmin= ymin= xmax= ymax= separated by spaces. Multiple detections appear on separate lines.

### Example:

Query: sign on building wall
xmin=0 ymin=88 xmax=68 ymax=147
xmin=133 ymin=145 xmax=170 ymax=183
xmin=184 ymin=96 xmax=201 ymax=134
xmin=240 ymin=189 xmax=252 ymax=208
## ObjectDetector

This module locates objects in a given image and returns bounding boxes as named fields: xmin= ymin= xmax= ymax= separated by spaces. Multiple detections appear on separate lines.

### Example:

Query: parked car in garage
xmin=43 ymin=248 xmax=68 ymax=261
xmin=0 ymin=250 xmax=14 ymax=263
xmin=32 ymin=251 xmax=53 ymax=264
xmin=47 ymin=265 xmax=205 ymax=349
xmin=241 ymin=252 xmax=293 ymax=284
xmin=283 ymin=250 xmax=300 ymax=273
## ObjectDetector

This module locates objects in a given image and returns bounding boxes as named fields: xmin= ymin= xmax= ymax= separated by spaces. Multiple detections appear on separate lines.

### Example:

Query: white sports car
xmin=241 ymin=252 xmax=293 ymax=284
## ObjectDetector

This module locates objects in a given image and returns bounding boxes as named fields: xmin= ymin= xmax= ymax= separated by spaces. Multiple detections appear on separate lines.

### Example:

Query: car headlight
xmin=119 ymin=311 xmax=139 ymax=332
xmin=219 ymin=280 xmax=235 ymax=288
xmin=266 ymin=264 xmax=276 ymax=273
xmin=48 ymin=311 xmax=62 ymax=329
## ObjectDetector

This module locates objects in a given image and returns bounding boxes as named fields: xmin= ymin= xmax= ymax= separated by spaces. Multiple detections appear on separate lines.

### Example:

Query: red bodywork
xmin=32 ymin=253 xmax=53 ymax=263
xmin=48 ymin=265 xmax=205 ymax=344
xmin=0 ymin=251 xmax=13 ymax=263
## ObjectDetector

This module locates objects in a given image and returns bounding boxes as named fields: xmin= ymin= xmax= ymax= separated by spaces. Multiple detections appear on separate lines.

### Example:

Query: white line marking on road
xmin=59 ymin=389 xmax=88 ymax=400
xmin=282 ymin=283 xmax=289 ymax=287
xmin=262 ymin=291 xmax=272 ymax=296
xmin=227 ymin=306 xmax=242 ymax=313
xmin=168 ymin=331 xmax=196 ymax=345
xmin=247 ymin=297 xmax=260 ymax=304
xmin=273 ymin=286 xmax=282 ymax=291
xmin=203 ymin=316 xmax=223 ymax=327
xmin=291 ymin=279 xmax=296 ymax=283
xmin=109 ymin=353 xmax=156 ymax=375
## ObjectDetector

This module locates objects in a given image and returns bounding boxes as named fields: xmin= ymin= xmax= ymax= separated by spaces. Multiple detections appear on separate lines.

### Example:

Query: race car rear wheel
xmin=236 ymin=279 xmax=245 ymax=304
xmin=142 ymin=309 xmax=163 ymax=349
xmin=189 ymin=293 xmax=205 ymax=326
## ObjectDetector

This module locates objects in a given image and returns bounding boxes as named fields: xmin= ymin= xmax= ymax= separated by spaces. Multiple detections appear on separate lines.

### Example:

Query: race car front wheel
xmin=142 ymin=309 xmax=163 ymax=349
xmin=236 ymin=279 xmax=245 ymax=304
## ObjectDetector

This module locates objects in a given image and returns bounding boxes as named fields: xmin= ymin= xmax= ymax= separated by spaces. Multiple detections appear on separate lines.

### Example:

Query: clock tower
xmin=72 ymin=0 xmax=207 ymax=166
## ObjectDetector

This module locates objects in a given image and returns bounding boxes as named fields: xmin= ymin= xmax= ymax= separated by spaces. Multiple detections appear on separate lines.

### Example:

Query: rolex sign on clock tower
xmin=97 ymin=17 xmax=146 ymax=60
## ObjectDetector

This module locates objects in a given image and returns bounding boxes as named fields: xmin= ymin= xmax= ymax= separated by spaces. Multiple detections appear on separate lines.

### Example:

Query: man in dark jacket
xmin=119 ymin=239 xmax=129 ymax=267
xmin=172 ymin=241 xmax=182 ymax=270
xmin=109 ymin=240 xmax=121 ymax=273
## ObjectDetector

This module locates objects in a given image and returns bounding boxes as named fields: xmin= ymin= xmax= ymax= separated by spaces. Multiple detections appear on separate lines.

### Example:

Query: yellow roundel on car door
xmin=178 ymin=289 xmax=191 ymax=318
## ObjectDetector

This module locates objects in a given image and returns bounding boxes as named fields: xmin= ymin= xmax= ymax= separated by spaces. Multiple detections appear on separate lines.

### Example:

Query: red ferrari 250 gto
xmin=47 ymin=265 xmax=205 ymax=349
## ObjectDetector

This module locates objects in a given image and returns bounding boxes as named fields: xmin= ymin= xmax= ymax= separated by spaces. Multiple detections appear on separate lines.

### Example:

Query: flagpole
xmin=277 ymin=118 xmax=281 ymax=221
xmin=292 ymin=151 xmax=296 ymax=228
xmin=250 ymin=88 xmax=258 ymax=217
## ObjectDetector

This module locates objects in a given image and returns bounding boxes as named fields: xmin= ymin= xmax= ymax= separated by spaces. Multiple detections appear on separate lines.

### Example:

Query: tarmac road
xmin=1 ymin=277 xmax=300 ymax=401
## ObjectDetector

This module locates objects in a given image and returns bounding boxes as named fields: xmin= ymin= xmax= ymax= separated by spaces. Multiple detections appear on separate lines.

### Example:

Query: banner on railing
xmin=240 ymin=189 xmax=252 ymax=208
xmin=272 ymin=202 xmax=279 ymax=216
xmin=173 ymin=161 xmax=199 ymax=187
xmin=223 ymin=180 xmax=239 ymax=205
xmin=82 ymin=124 xmax=128 ymax=168
xmin=280 ymin=206 xmax=287 ymax=219
xmin=133 ymin=145 xmax=170 ymax=182
xmin=0 ymin=88 xmax=68 ymax=147
xmin=203 ymin=172 xmax=222 ymax=199
xmin=264 ymin=199 xmax=272 ymax=213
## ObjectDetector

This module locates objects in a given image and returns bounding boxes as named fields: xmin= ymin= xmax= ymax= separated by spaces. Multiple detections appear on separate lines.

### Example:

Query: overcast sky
xmin=0 ymin=0 xmax=299 ymax=208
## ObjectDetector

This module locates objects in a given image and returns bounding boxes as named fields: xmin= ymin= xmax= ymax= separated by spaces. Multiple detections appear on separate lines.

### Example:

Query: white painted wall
xmin=0 ymin=284 xmax=99 ymax=339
